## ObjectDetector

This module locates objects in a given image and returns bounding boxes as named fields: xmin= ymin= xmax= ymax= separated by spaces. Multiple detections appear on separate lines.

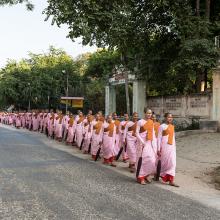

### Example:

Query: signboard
xmin=60 ymin=97 xmax=84 ymax=108
xmin=109 ymin=64 xmax=136 ymax=85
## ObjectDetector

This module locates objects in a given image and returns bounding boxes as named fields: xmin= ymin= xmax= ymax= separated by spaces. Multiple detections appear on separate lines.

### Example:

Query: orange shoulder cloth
xmin=162 ymin=124 xmax=174 ymax=145
xmin=77 ymin=116 xmax=84 ymax=124
xmin=114 ymin=120 xmax=120 ymax=134
xmin=104 ymin=122 xmax=114 ymax=137
xmin=59 ymin=115 xmax=63 ymax=124
xmin=154 ymin=122 xmax=160 ymax=138
xmin=140 ymin=119 xmax=154 ymax=141
xmin=93 ymin=121 xmax=103 ymax=135
xmin=69 ymin=117 xmax=74 ymax=127
xmin=121 ymin=121 xmax=128 ymax=130
xmin=128 ymin=122 xmax=137 ymax=136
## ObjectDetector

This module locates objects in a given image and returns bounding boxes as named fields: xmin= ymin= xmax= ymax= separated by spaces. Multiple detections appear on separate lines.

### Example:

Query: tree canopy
xmin=0 ymin=0 xmax=33 ymax=10
xmin=44 ymin=0 xmax=220 ymax=94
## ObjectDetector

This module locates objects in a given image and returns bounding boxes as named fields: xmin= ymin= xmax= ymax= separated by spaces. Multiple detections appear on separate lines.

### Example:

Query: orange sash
xmin=154 ymin=122 xmax=160 ymax=138
xmin=50 ymin=115 xmax=54 ymax=124
xmin=104 ymin=123 xmax=114 ymax=137
xmin=100 ymin=116 xmax=105 ymax=122
xmin=88 ymin=115 xmax=94 ymax=122
xmin=93 ymin=121 xmax=103 ymax=135
xmin=140 ymin=119 xmax=153 ymax=141
xmin=69 ymin=117 xmax=74 ymax=127
xmin=77 ymin=116 xmax=84 ymax=124
xmin=162 ymin=124 xmax=174 ymax=145
xmin=121 ymin=121 xmax=128 ymax=130
xmin=128 ymin=122 xmax=137 ymax=136
xmin=59 ymin=115 xmax=63 ymax=124
xmin=114 ymin=120 xmax=120 ymax=134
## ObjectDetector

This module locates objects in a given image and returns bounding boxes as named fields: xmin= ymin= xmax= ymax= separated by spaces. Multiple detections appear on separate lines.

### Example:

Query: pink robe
xmin=55 ymin=117 xmax=63 ymax=139
xmin=136 ymin=119 xmax=157 ymax=178
xmin=102 ymin=122 xmax=116 ymax=160
xmin=32 ymin=116 xmax=39 ymax=131
xmin=75 ymin=118 xmax=84 ymax=147
xmin=48 ymin=118 xmax=54 ymax=137
xmin=120 ymin=120 xmax=129 ymax=160
xmin=82 ymin=119 xmax=93 ymax=152
xmin=157 ymin=124 xmax=176 ymax=178
xmin=63 ymin=115 xmax=69 ymax=139
xmin=66 ymin=120 xmax=76 ymax=143
xmin=9 ymin=115 xmax=13 ymax=125
xmin=16 ymin=116 xmax=21 ymax=128
xmin=123 ymin=121 xmax=137 ymax=164
xmin=91 ymin=121 xmax=103 ymax=157
xmin=21 ymin=114 xmax=26 ymax=128
xmin=113 ymin=121 xmax=120 ymax=157
xmin=43 ymin=114 xmax=48 ymax=133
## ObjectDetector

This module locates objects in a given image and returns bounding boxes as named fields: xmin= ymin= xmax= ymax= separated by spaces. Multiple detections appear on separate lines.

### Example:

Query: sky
xmin=0 ymin=0 xmax=97 ymax=67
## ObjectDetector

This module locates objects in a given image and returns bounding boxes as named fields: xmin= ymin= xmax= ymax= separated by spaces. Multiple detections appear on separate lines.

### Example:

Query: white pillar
xmin=212 ymin=67 xmax=220 ymax=123
xmin=105 ymin=85 xmax=116 ymax=116
xmin=133 ymin=80 xmax=146 ymax=118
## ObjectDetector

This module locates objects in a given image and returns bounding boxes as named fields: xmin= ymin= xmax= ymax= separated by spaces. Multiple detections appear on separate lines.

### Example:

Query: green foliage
xmin=0 ymin=0 xmax=34 ymax=10
xmin=44 ymin=0 xmax=220 ymax=95
xmin=0 ymin=47 xmax=79 ymax=110
xmin=85 ymin=49 xmax=120 ymax=79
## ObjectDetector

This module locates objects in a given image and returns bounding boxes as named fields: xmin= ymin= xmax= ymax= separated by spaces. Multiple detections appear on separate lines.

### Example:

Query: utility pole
xmin=62 ymin=70 xmax=68 ymax=113
xmin=28 ymin=82 xmax=31 ymax=111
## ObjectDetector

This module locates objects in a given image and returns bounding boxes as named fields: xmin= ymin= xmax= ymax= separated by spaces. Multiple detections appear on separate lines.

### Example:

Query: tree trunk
xmin=121 ymin=53 xmax=130 ymax=116
xmin=124 ymin=72 xmax=130 ymax=116
xmin=196 ymin=0 xmax=200 ymax=16
xmin=205 ymin=0 xmax=211 ymax=20
xmin=195 ymin=69 xmax=204 ymax=93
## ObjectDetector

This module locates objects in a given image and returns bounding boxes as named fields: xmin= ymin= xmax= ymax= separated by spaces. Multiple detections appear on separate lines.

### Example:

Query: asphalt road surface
xmin=0 ymin=125 xmax=220 ymax=220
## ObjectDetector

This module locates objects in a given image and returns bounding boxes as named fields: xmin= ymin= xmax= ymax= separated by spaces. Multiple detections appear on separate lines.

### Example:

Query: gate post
xmin=105 ymin=85 xmax=116 ymax=116
xmin=133 ymin=80 xmax=146 ymax=118
xmin=212 ymin=65 xmax=220 ymax=124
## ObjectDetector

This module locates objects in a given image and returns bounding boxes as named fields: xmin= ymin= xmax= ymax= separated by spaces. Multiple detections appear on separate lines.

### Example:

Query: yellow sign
xmin=60 ymin=97 xmax=84 ymax=108
xmin=72 ymin=99 xmax=83 ymax=108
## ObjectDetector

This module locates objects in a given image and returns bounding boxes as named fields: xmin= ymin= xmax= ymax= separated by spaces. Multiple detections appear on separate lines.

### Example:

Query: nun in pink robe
xmin=9 ymin=114 xmax=13 ymax=125
xmin=91 ymin=114 xmax=103 ymax=160
xmin=75 ymin=113 xmax=84 ymax=148
xmin=66 ymin=116 xmax=76 ymax=144
xmin=48 ymin=114 xmax=55 ymax=137
xmin=102 ymin=115 xmax=117 ymax=167
xmin=119 ymin=115 xmax=129 ymax=161
xmin=63 ymin=114 xmax=69 ymax=139
xmin=82 ymin=119 xmax=89 ymax=152
xmin=43 ymin=113 xmax=48 ymax=133
xmin=122 ymin=112 xmax=138 ymax=172
xmin=135 ymin=109 xmax=157 ymax=184
xmin=32 ymin=114 xmax=39 ymax=131
xmin=21 ymin=113 xmax=26 ymax=128
xmin=82 ymin=115 xmax=94 ymax=153
xmin=157 ymin=113 xmax=178 ymax=187
xmin=39 ymin=114 xmax=44 ymax=132
xmin=55 ymin=114 xmax=63 ymax=140
xmin=15 ymin=114 xmax=21 ymax=128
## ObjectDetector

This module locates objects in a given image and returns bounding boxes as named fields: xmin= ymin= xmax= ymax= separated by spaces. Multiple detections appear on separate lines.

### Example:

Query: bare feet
xmin=145 ymin=177 xmax=152 ymax=184
xmin=169 ymin=182 xmax=179 ymax=187
xmin=110 ymin=163 xmax=117 ymax=167
xmin=140 ymin=180 xmax=146 ymax=185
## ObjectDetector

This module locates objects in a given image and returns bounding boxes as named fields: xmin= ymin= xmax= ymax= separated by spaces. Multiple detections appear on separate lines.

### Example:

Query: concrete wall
xmin=146 ymin=93 xmax=212 ymax=119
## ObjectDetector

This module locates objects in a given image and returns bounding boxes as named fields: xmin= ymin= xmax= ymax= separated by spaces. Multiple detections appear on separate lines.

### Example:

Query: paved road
xmin=0 ymin=126 xmax=220 ymax=220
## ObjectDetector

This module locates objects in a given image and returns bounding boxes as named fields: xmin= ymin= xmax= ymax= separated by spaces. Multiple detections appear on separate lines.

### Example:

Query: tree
xmin=0 ymin=47 xmax=79 ymax=110
xmin=0 ymin=0 xmax=33 ymax=10
xmin=44 ymin=0 xmax=220 ymax=95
